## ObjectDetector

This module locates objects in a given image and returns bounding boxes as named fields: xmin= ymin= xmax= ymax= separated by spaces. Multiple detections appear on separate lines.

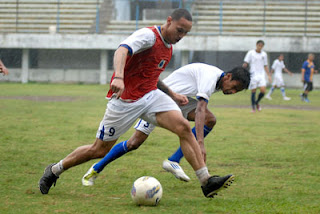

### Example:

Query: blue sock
xmin=251 ymin=92 xmax=256 ymax=109
xmin=168 ymin=125 xmax=213 ymax=163
xmin=93 ymin=140 xmax=128 ymax=173
xmin=280 ymin=87 xmax=286 ymax=97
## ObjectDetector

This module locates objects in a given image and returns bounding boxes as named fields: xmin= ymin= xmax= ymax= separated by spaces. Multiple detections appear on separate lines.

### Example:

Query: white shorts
xmin=249 ymin=75 xmax=267 ymax=90
xmin=272 ymin=76 xmax=285 ymax=87
xmin=96 ymin=89 xmax=181 ymax=141
xmin=135 ymin=97 xmax=198 ymax=135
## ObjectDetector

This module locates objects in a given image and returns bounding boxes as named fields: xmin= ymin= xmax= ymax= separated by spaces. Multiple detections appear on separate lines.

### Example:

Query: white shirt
xmin=163 ymin=63 xmax=224 ymax=101
xmin=244 ymin=49 xmax=268 ymax=77
xmin=120 ymin=26 xmax=171 ymax=54
xmin=271 ymin=59 xmax=285 ymax=78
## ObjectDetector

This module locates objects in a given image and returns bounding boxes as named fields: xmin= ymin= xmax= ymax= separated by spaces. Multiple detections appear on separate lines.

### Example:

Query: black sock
xmin=251 ymin=92 xmax=256 ymax=109
xmin=256 ymin=93 xmax=265 ymax=104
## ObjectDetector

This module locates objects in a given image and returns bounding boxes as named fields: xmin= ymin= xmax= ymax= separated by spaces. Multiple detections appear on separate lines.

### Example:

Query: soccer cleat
xmin=39 ymin=163 xmax=59 ymax=194
xmin=162 ymin=160 xmax=190 ymax=182
xmin=300 ymin=94 xmax=304 ymax=101
xmin=256 ymin=103 xmax=262 ymax=111
xmin=304 ymin=97 xmax=310 ymax=103
xmin=251 ymin=109 xmax=256 ymax=113
xmin=283 ymin=96 xmax=291 ymax=101
xmin=201 ymin=174 xmax=235 ymax=198
xmin=82 ymin=163 xmax=99 ymax=186
xmin=265 ymin=95 xmax=272 ymax=100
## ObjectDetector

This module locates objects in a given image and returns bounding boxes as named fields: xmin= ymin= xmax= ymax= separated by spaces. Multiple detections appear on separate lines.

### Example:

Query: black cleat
xmin=201 ymin=174 xmax=234 ymax=198
xmin=39 ymin=163 xmax=59 ymax=194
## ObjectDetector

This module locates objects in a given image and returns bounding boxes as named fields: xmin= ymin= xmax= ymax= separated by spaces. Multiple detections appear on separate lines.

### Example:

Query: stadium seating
xmin=0 ymin=0 xmax=105 ymax=34
xmin=104 ymin=0 xmax=320 ymax=36
xmin=0 ymin=0 xmax=319 ymax=36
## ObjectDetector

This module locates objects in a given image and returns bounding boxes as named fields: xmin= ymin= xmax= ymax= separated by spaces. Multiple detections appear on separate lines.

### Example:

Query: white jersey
xmin=244 ymin=49 xmax=268 ymax=77
xmin=120 ymin=26 xmax=170 ymax=54
xmin=163 ymin=63 xmax=224 ymax=101
xmin=272 ymin=59 xmax=285 ymax=78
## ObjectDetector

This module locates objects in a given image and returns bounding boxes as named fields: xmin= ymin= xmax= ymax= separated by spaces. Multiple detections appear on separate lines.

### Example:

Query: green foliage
xmin=0 ymin=83 xmax=319 ymax=214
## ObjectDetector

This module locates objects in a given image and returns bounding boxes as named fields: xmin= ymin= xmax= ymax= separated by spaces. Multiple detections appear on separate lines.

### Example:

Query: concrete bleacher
xmin=104 ymin=0 xmax=320 ymax=36
xmin=193 ymin=0 xmax=320 ymax=36
xmin=0 ymin=0 xmax=319 ymax=36
xmin=0 ymin=0 xmax=105 ymax=34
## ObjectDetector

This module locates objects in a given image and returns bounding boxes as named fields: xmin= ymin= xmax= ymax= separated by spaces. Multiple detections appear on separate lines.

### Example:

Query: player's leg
xmin=251 ymin=88 xmax=257 ymax=112
xmin=249 ymin=78 xmax=258 ymax=112
xmin=39 ymin=138 xmax=117 ymax=194
xmin=156 ymin=110 xmax=234 ymax=197
xmin=82 ymin=130 xmax=149 ymax=186
xmin=163 ymin=107 xmax=215 ymax=182
xmin=168 ymin=108 xmax=216 ymax=163
xmin=266 ymin=85 xmax=275 ymax=100
xmin=255 ymin=77 xmax=267 ymax=111
xmin=40 ymin=98 xmax=144 ymax=193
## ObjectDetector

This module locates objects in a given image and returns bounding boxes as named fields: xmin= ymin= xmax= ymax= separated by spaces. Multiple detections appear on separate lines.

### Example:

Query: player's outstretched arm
xmin=157 ymin=80 xmax=188 ymax=106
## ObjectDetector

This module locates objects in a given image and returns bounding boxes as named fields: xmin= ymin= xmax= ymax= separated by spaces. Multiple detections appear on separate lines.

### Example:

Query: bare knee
xmin=126 ymin=131 xmax=148 ymax=151
xmin=88 ymin=139 xmax=116 ymax=158
xmin=175 ymin=119 xmax=193 ymax=137
xmin=205 ymin=111 xmax=216 ymax=128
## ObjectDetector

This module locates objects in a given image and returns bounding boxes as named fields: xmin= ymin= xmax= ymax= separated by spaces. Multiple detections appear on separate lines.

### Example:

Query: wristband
xmin=113 ymin=77 xmax=123 ymax=80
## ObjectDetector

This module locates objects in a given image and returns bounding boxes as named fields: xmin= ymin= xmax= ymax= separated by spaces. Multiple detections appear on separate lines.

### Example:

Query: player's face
xmin=165 ymin=17 xmax=192 ymax=44
xmin=222 ymin=75 xmax=244 ymax=94
xmin=256 ymin=43 xmax=264 ymax=52
xmin=279 ymin=54 xmax=284 ymax=61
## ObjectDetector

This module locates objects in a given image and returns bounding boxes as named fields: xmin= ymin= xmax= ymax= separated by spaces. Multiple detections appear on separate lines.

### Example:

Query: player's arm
xmin=111 ymin=46 xmax=128 ymax=98
xmin=264 ymin=65 xmax=272 ymax=82
xmin=310 ymin=67 xmax=314 ymax=82
xmin=283 ymin=68 xmax=293 ymax=76
xmin=0 ymin=59 xmax=9 ymax=75
xmin=157 ymin=80 xmax=188 ymax=106
xmin=195 ymin=97 xmax=208 ymax=163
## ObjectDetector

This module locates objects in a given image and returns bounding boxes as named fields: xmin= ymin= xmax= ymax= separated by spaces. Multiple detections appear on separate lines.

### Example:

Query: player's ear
xmin=166 ymin=16 xmax=172 ymax=26
xmin=226 ymin=73 xmax=232 ymax=80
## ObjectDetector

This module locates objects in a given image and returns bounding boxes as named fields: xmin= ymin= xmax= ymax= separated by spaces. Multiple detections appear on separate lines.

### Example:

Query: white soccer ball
xmin=131 ymin=176 xmax=163 ymax=206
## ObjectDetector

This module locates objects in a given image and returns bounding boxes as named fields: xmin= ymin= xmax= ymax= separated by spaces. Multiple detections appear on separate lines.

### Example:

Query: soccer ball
xmin=131 ymin=176 xmax=163 ymax=206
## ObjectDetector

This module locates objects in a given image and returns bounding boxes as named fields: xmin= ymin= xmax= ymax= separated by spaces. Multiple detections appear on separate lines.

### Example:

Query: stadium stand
xmin=0 ymin=0 xmax=319 ymax=36
xmin=0 ymin=0 xmax=107 ymax=34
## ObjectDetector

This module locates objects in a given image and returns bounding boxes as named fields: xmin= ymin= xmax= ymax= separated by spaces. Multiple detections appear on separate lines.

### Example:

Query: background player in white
xmin=82 ymin=63 xmax=250 ymax=186
xmin=265 ymin=54 xmax=293 ymax=100
xmin=243 ymin=40 xmax=271 ymax=112
xmin=39 ymin=9 xmax=234 ymax=198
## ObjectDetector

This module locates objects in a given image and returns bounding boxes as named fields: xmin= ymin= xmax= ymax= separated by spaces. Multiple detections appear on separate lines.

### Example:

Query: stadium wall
xmin=0 ymin=34 xmax=319 ymax=88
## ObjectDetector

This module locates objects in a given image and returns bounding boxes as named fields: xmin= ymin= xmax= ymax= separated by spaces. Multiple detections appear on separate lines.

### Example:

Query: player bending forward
xmin=82 ymin=63 xmax=250 ymax=194
xmin=265 ymin=54 xmax=293 ymax=101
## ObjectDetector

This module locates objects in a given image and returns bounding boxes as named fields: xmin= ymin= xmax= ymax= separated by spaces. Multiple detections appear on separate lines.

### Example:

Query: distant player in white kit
xmin=265 ymin=54 xmax=293 ymax=100
xmin=243 ymin=40 xmax=272 ymax=112
xmin=82 ymin=63 xmax=250 ymax=187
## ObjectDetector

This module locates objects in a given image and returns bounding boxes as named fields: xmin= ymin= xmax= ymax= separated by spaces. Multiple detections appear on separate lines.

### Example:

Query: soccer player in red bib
xmin=39 ymin=9 xmax=234 ymax=198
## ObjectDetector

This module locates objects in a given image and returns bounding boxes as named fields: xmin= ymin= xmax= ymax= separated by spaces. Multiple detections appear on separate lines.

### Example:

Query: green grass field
xmin=0 ymin=83 xmax=319 ymax=214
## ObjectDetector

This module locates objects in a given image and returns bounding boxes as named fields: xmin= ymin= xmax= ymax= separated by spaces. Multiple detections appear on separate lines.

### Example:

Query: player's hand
xmin=268 ymin=75 xmax=272 ymax=83
xmin=0 ymin=66 xmax=9 ymax=76
xmin=110 ymin=78 xmax=124 ymax=99
xmin=172 ymin=92 xmax=188 ymax=106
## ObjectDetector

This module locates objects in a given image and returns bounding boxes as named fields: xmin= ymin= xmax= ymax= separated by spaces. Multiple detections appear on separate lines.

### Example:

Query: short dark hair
xmin=256 ymin=40 xmax=265 ymax=45
xmin=171 ymin=8 xmax=192 ymax=21
xmin=226 ymin=67 xmax=251 ymax=89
